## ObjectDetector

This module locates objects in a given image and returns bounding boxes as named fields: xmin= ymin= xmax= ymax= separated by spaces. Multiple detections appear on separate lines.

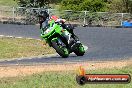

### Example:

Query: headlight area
xmin=44 ymin=27 xmax=53 ymax=34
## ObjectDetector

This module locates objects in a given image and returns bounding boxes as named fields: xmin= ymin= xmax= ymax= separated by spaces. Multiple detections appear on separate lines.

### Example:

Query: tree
xmin=14 ymin=0 xmax=61 ymax=8
xmin=123 ymin=0 xmax=132 ymax=13
xmin=60 ymin=0 xmax=107 ymax=12
xmin=109 ymin=0 xmax=132 ymax=13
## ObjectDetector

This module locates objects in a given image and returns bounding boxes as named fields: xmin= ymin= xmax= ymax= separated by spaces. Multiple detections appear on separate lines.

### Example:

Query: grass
xmin=0 ymin=37 xmax=55 ymax=59
xmin=0 ymin=64 xmax=131 ymax=88
xmin=0 ymin=0 xmax=17 ymax=7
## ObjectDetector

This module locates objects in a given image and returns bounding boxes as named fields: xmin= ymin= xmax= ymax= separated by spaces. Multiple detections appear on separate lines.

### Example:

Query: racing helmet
xmin=38 ymin=10 xmax=49 ymax=21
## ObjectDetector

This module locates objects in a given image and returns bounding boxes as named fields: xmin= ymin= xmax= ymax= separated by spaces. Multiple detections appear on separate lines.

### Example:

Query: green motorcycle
xmin=40 ymin=20 xmax=85 ymax=58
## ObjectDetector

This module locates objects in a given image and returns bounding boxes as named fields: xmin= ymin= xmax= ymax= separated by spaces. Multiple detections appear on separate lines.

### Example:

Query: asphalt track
xmin=0 ymin=23 xmax=132 ymax=65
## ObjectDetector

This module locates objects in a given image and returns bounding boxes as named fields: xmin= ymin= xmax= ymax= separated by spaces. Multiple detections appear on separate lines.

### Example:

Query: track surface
xmin=0 ymin=23 xmax=132 ymax=65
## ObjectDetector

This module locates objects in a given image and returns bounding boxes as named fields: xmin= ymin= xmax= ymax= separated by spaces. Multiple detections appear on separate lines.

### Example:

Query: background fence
xmin=0 ymin=6 xmax=132 ymax=26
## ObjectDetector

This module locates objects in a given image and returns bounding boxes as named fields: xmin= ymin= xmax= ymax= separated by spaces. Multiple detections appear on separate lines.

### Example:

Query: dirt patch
xmin=0 ymin=59 xmax=132 ymax=78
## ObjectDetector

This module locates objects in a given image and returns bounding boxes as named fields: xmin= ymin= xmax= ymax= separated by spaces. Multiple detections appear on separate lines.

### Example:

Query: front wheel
xmin=74 ymin=44 xmax=85 ymax=56
xmin=51 ymin=40 xmax=69 ymax=58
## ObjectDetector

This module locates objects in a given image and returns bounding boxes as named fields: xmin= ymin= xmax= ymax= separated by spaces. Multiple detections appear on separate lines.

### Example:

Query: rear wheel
xmin=51 ymin=40 xmax=69 ymax=58
xmin=74 ymin=44 xmax=85 ymax=56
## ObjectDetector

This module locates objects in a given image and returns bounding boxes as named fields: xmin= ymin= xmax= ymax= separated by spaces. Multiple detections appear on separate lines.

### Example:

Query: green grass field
xmin=0 ymin=65 xmax=131 ymax=88
xmin=0 ymin=37 xmax=55 ymax=59
xmin=0 ymin=0 xmax=17 ymax=7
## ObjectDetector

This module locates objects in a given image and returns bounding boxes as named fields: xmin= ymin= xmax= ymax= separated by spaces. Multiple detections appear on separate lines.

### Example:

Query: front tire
xmin=74 ymin=44 xmax=85 ymax=56
xmin=51 ymin=40 xmax=69 ymax=58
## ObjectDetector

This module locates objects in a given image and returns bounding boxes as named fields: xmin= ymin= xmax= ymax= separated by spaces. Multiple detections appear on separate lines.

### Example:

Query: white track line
xmin=0 ymin=35 xmax=40 ymax=40
xmin=0 ymin=35 xmax=88 ymax=51
xmin=15 ymin=37 xmax=23 ymax=38
xmin=0 ymin=35 xmax=4 ymax=37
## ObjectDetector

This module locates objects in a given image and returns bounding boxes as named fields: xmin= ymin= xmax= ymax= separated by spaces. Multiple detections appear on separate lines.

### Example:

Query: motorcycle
xmin=40 ymin=20 xmax=85 ymax=58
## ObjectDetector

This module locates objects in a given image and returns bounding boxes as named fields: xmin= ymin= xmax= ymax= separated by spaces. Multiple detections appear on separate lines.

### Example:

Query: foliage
xmin=60 ymin=0 xmax=132 ymax=13
xmin=60 ymin=0 xmax=107 ymax=12
xmin=123 ymin=0 xmax=132 ymax=13
xmin=109 ymin=0 xmax=132 ymax=13
xmin=14 ymin=0 xmax=49 ymax=8
xmin=14 ymin=0 xmax=62 ymax=8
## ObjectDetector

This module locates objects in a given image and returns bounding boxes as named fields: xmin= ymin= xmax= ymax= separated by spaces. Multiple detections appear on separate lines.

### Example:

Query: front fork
xmin=62 ymin=29 xmax=72 ymax=44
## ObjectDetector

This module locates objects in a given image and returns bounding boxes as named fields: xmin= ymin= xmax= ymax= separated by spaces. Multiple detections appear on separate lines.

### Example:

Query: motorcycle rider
xmin=38 ymin=10 xmax=49 ymax=29
xmin=38 ymin=10 xmax=79 ymax=41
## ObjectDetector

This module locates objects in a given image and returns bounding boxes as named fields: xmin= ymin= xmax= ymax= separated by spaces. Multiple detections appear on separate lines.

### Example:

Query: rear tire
xmin=74 ymin=44 xmax=85 ymax=56
xmin=51 ymin=40 xmax=69 ymax=58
